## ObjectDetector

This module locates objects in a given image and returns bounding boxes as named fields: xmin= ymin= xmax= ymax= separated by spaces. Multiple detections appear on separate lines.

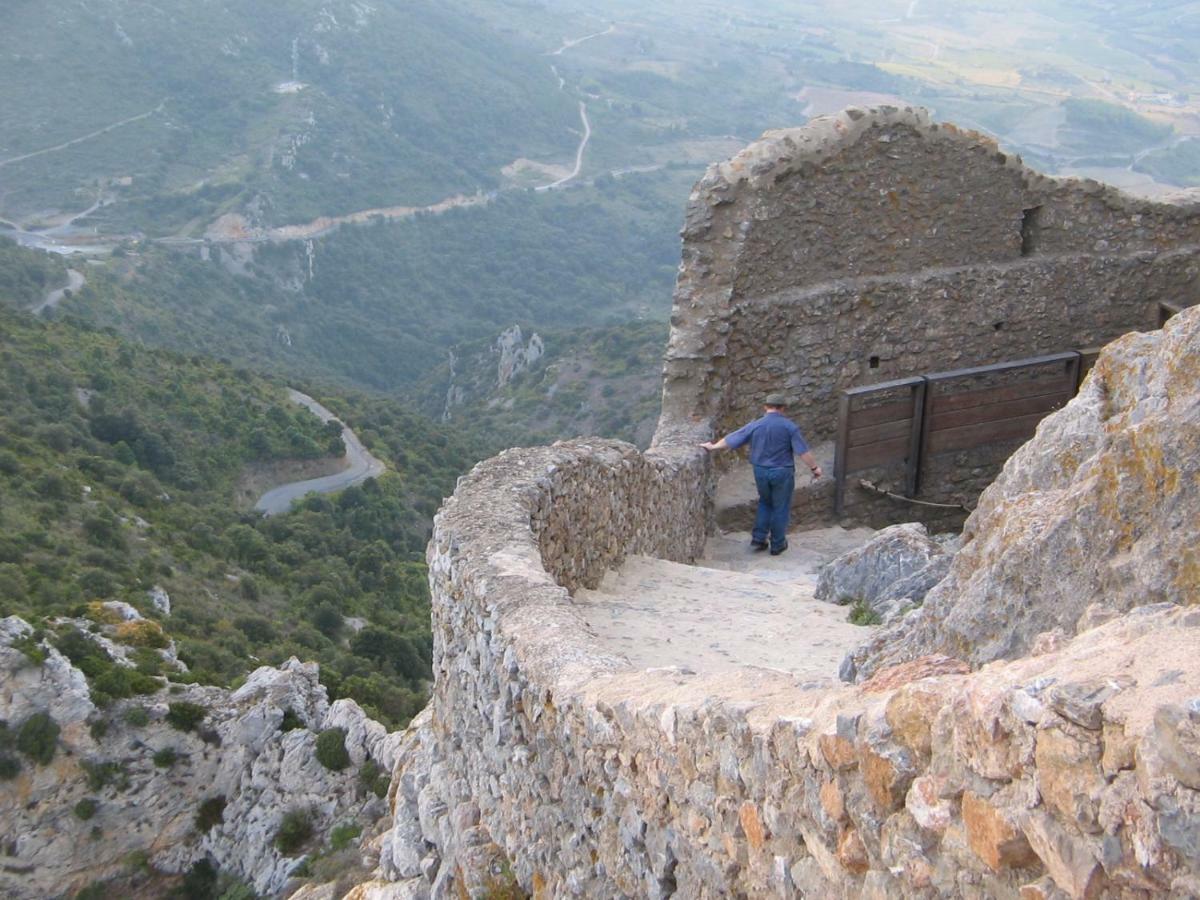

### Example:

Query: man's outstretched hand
xmin=699 ymin=441 xmax=720 ymax=452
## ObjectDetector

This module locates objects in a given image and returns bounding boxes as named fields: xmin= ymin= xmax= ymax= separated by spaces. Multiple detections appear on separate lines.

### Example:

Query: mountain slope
xmin=0 ymin=293 xmax=481 ymax=728
xmin=0 ymin=0 xmax=577 ymax=232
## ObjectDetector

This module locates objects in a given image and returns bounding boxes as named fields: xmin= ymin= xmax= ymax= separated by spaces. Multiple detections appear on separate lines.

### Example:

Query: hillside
xmin=0 ymin=303 xmax=481 ymax=729
xmin=43 ymin=170 xmax=688 ymax=398
xmin=427 ymin=320 xmax=668 ymax=449
xmin=0 ymin=0 xmax=578 ymax=233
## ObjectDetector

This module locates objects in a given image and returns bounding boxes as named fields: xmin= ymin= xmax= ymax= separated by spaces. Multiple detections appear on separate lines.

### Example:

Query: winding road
xmin=536 ymin=102 xmax=592 ymax=191
xmin=33 ymin=269 xmax=85 ymax=315
xmin=0 ymin=102 xmax=164 ymax=169
xmin=549 ymin=24 xmax=615 ymax=56
xmin=254 ymin=390 xmax=386 ymax=516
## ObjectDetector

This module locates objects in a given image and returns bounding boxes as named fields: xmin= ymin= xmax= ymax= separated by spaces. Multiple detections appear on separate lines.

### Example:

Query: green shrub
xmin=279 ymin=708 xmax=303 ymax=732
xmin=847 ymin=600 xmax=882 ymax=627
xmin=0 ymin=754 xmax=21 ymax=780
xmin=11 ymin=635 xmax=45 ymax=665
xmin=310 ymin=603 xmax=343 ymax=638
xmin=195 ymin=795 xmax=226 ymax=832
xmin=88 ymin=719 xmax=108 ymax=740
xmin=358 ymin=759 xmax=390 ymax=799
xmin=314 ymin=728 xmax=349 ymax=771
xmin=81 ymin=759 xmax=128 ymax=792
xmin=152 ymin=747 xmax=179 ymax=768
xmin=124 ymin=706 xmax=150 ymax=727
xmin=73 ymin=882 xmax=110 ymax=900
xmin=16 ymin=712 xmax=59 ymax=765
xmin=73 ymin=798 xmax=98 ymax=820
xmin=329 ymin=821 xmax=362 ymax=852
xmin=179 ymin=859 xmax=218 ymax=898
xmin=166 ymin=701 xmax=207 ymax=732
xmin=91 ymin=665 xmax=161 ymax=702
xmin=274 ymin=808 xmax=314 ymax=855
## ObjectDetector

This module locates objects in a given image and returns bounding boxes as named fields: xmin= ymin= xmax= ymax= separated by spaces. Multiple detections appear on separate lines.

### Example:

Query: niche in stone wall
xmin=1021 ymin=206 xmax=1043 ymax=257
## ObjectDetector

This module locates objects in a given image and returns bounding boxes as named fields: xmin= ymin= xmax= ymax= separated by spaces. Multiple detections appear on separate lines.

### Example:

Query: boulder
xmin=815 ymin=523 xmax=952 ymax=623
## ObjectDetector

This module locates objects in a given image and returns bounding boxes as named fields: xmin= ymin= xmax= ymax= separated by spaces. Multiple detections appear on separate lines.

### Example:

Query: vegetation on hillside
xmin=1059 ymin=98 xmax=1173 ymax=156
xmin=427 ymin=320 xmax=668 ymax=449
xmin=53 ymin=170 xmax=690 ymax=394
xmin=0 ymin=238 xmax=68 ymax=309
xmin=0 ymin=304 xmax=480 ymax=727
xmin=0 ymin=0 xmax=578 ymax=230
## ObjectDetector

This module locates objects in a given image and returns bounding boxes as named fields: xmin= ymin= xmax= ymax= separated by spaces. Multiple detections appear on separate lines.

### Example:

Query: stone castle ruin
xmin=355 ymin=107 xmax=1200 ymax=900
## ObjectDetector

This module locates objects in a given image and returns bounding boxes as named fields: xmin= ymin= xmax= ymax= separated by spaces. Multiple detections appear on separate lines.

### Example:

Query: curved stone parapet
xmin=387 ymin=434 xmax=1200 ymax=898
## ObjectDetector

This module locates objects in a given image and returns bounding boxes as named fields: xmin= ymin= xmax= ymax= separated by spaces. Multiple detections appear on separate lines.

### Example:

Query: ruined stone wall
xmin=379 ymin=433 xmax=1200 ymax=899
xmin=660 ymin=106 xmax=1200 ymax=518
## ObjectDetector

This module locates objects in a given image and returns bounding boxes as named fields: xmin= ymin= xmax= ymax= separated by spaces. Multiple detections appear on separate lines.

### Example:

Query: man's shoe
xmin=769 ymin=541 xmax=789 ymax=556
xmin=750 ymin=540 xmax=768 ymax=552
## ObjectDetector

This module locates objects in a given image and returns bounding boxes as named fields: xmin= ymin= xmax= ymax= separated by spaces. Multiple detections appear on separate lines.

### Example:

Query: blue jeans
xmin=752 ymin=465 xmax=795 ymax=551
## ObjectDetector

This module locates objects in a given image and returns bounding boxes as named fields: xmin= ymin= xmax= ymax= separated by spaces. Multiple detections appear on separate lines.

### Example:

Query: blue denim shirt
xmin=723 ymin=411 xmax=809 ymax=467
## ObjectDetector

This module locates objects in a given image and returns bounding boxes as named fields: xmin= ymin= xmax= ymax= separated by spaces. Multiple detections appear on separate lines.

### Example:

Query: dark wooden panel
xmin=848 ymin=417 xmax=913 ymax=448
xmin=927 ymin=412 xmax=1052 ymax=454
xmin=925 ymin=352 xmax=1079 ymax=384
xmin=929 ymin=376 xmax=1072 ymax=413
xmin=928 ymin=390 xmax=1071 ymax=432
xmin=847 ymin=398 xmax=916 ymax=428
xmin=845 ymin=437 xmax=910 ymax=472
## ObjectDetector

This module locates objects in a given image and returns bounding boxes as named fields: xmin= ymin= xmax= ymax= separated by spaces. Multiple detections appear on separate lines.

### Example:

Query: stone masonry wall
xmin=379 ymin=435 xmax=1200 ymax=899
xmin=660 ymin=106 xmax=1200 ymax=519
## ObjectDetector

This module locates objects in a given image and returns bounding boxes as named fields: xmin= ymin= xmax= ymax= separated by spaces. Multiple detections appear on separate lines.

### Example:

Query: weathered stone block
xmin=906 ymin=775 xmax=953 ymax=834
xmin=818 ymin=732 xmax=858 ymax=772
xmin=963 ymin=790 xmax=1038 ymax=872
xmin=836 ymin=826 xmax=870 ymax=875
xmin=739 ymin=802 xmax=766 ymax=852
xmin=820 ymin=779 xmax=846 ymax=824
xmin=1152 ymin=704 xmax=1200 ymax=790
xmin=1035 ymin=725 xmax=1105 ymax=834
xmin=885 ymin=682 xmax=951 ymax=758
xmin=1020 ymin=810 xmax=1108 ymax=900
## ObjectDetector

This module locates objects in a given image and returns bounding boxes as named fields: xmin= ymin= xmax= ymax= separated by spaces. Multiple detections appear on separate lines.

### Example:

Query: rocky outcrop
xmin=0 ymin=619 xmax=401 ymax=898
xmin=815 ymin=523 xmax=954 ymax=623
xmin=494 ymin=324 xmax=544 ymax=388
xmin=849 ymin=304 xmax=1200 ymax=680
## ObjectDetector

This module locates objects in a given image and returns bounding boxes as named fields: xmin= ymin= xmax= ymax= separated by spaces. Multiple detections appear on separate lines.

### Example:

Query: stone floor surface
xmin=573 ymin=526 xmax=877 ymax=679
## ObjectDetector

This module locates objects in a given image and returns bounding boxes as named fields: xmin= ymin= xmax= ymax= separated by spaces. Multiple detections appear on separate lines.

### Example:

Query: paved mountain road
xmin=254 ymin=390 xmax=386 ymax=516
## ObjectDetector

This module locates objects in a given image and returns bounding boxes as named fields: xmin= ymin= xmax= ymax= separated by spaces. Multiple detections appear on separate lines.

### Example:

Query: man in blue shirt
xmin=700 ymin=393 xmax=822 ymax=555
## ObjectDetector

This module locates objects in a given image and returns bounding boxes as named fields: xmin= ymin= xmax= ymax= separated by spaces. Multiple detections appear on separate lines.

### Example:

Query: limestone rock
xmin=0 ymin=621 xmax=397 ymax=899
xmin=148 ymin=585 xmax=172 ymax=616
xmin=815 ymin=523 xmax=952 ymax=623
xmin=0 ymin=616 xmax=94 ymax=727
xmin=851 ymin=306 xmax=1200 ymax=679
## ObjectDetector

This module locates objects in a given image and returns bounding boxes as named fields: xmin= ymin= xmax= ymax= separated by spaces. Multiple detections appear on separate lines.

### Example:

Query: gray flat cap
xmin=763 ymin=392 xmax=792 ymax=407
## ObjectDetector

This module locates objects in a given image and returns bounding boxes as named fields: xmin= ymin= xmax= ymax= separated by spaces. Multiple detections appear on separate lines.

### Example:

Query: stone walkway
xmin=573 ymin=526 xmax=877 ymax=679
